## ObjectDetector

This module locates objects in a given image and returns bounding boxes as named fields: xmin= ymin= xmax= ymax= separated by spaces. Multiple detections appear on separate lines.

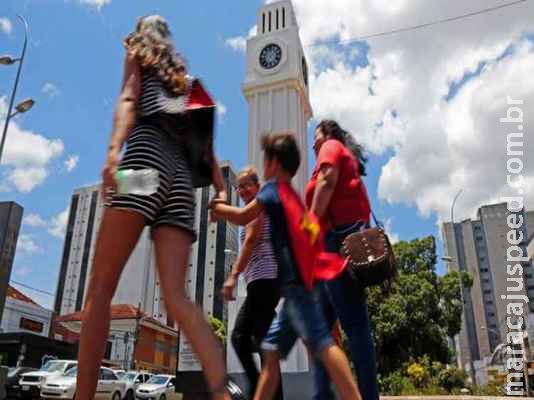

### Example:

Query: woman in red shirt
xmin=306 ymin=120 xmax=379 ymax=400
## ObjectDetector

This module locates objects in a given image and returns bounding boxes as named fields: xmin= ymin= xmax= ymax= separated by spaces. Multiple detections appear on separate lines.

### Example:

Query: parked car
xmin=135 ymin=375 xmax=178 ymax=400
xmin=41 ymin=366 xmax=125 ymax=400
xmin=120 ymin=371 xmax=152 ymax=400
xmin=5 ymin=367 xmax=37 ymax=398
xmin=19 ymin=360 xmax=77 ymax=399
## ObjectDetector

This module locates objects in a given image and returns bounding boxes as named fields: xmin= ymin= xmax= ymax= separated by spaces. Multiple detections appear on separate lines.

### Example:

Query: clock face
xmin=259 ymin=43 xmax=282 ymax=69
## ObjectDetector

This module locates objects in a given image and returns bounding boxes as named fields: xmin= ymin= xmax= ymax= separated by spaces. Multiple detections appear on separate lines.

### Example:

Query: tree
xmin=367 ymin=236 xmax=472 ymax=375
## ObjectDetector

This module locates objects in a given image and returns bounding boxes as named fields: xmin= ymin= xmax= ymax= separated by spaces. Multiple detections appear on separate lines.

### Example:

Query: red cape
xmin=277 ymin=181 xmax=347 ymax=290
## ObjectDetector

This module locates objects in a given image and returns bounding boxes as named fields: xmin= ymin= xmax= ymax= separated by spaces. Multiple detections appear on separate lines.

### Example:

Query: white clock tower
xmin=243 ymin=0 xmax=312 ymax=194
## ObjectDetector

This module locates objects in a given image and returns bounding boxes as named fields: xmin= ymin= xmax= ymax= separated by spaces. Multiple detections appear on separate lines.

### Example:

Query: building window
xmin=528 ymin=286 xmax=534 ymax=291
xmin=483 ymin=290 xmax=492 ymax=295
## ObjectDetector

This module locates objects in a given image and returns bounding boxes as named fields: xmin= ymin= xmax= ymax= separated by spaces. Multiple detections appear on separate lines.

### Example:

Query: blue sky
xmin=3 ymin=0 xmax=532 ymax=308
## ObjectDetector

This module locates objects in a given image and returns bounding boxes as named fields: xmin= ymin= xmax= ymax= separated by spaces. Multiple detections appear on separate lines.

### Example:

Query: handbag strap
xmin=371 ymin=210 xmax=384 ymax=229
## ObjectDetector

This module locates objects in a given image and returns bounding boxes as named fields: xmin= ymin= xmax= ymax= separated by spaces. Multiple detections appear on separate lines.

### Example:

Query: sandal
xmin=212 ymin=376 xmax=246 ymax=400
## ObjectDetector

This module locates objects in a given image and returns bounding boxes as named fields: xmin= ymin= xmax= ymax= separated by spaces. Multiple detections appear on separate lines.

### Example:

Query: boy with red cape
xmin=210 ymin=133 xmax=361 ymax=400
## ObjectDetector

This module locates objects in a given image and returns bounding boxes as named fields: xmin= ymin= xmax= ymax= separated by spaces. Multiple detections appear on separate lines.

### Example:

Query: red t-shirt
xmin=305 ymin=139 xmax=371 ymax=226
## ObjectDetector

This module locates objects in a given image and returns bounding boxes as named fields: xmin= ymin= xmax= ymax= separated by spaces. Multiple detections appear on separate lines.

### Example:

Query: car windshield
xmin=146 ymin=376 xmax=169 ymax=385
xmin=8 ymin=368 xmax=18 ymax=378
xmin=64 ymin=367 xmax=78 ymax=377
xmin=41 ymin=361 xmax=67 ymax=373
xmin=121 ymin=373 xmax=137 ymax=382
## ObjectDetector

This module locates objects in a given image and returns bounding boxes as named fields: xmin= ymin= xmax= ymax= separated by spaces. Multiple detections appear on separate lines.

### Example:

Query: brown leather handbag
xmin=340 ymin=212 xmax=397 ymax=288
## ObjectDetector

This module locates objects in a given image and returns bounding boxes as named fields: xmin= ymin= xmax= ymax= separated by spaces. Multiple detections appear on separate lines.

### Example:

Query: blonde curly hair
xmin=124 ymin=15 xmax=187 ymax=96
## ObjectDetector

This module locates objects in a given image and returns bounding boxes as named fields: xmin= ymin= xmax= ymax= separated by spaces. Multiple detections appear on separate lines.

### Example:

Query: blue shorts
xmin=261 ymin=284 xmax=334 ymax=358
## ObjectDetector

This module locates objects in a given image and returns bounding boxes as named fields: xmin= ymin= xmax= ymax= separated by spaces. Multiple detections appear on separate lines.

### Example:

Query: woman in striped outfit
xmin=221 ymin=167 xmax=283 ymax=400
xmin=76 ymin=15 xmax=234 ymax=400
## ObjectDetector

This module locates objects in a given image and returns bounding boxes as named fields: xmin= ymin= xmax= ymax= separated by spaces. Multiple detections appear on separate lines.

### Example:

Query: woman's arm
xmin=221 ymin=214 xmax=263 ymax=301
xmin=232 ymin=214 xmax=263 ymax=275
xmin=211 ymin=199 xmax=263 ymax=226
xmin=310 ymin=164 xmax=339 ymax=220
xmin=211 ymin=156 xmax=227 ymax=200
xmin=102 ymin=53 xmax=142 ymax=193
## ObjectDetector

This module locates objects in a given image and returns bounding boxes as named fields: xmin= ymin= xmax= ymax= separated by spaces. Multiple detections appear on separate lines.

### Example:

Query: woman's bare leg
xmin=319 ymin=344 xmax=362 ymax=400
xmin=254 ymin=351 xmax=281 ymax=400
xmin=76 ymin=208 xmax=145 ymax=400
xmin=152 ymin=226 xmax=229 ymax=400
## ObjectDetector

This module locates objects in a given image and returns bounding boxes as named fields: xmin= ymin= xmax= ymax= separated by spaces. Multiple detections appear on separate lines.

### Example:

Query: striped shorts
xmin=106 ymin=124 xmax=196 ymax=239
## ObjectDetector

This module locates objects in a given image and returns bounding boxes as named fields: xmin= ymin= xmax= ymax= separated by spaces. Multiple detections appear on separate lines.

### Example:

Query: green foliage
xmin=437 ymin=367 xmax=468 ymax=392
xmin=380 ymin=357 xmax=467 ymax=395
xmin=366 ymin=236 xmax=473 ymax=375
xmin=406 ymin=361 xmax=430 ymax=388
xmin=208 ymin=315 xmax=226 ymax=346
xmin=380 ymin=371 xmax=415 ymax=395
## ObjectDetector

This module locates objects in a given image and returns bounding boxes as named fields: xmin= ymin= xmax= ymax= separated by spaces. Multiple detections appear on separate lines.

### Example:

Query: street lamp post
xmin=0 ymin=15 xmax=34 ymax=163
xmin=443 ymin=188 xmax=478 ymax=385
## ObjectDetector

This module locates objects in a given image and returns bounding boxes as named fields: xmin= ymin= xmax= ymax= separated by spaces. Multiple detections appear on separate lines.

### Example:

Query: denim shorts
xmin=261 ymin=284 xmax=334 ymax=358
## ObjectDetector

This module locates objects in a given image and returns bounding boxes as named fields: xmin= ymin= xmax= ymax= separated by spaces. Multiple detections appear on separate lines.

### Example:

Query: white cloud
xmin=49 ymin=207 xmax=70 ymax=239
xmin=24 ymin=213 xmax=47 ymax=228
xmin=384 ymin=218 xmax=400 ymax=244
xmin=77 ymin=0 xmax=111 ymax=9
xmin=64 ymin=155 xmax=79 ymax=172
xmin=0 ymin=18 xmax=12 ymax=35
xmin=17 ymin=234 xmax=43 ymax=255
xmin=42 ymin=83 xmax=60 ymax=98
xmin=278 ymin=0 xmax=534 ymax=222
xmin=216 ymin=102 xmax=227 ymax=120
xmin=0 ymin=96 xmax=65 ymax=192
xmin=225 ymin=26 xmax=257 ymax=53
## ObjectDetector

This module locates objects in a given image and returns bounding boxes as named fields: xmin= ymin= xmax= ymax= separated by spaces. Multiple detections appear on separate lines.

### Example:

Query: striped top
xmin=138 ymin=71 xmax=191 ymax=116
xmin=241 ymin=214 xmax=278 ymax=285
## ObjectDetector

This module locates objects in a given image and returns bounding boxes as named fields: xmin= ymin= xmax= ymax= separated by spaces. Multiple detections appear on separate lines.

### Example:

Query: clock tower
xmin=243 ymin=0 xmax=312 ymax=194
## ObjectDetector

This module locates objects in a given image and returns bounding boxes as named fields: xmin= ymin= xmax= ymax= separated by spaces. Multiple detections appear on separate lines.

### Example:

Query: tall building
xmin=53 ymin=184 xmax=158 ymax=319
xmin=54 ymin=163 xmax=238 ymax=333
xmin=0 ymin=202 xmax=23 ymax=323
xmin=442 ymin=203 xmax=534 ymax=370
xmin=242 ymin=0 xmax=312 ymax=195
xmin=177 ymin=163 xmax=239 ymax=373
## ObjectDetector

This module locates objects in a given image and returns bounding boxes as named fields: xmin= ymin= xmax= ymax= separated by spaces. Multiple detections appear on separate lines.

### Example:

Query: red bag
xmin=277 ymin=181 xmax=347 ymax=290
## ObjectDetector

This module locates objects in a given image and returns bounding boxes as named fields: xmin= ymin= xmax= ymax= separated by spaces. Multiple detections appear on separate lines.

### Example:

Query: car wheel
xmin=126 ymin=390 xmax=134 ymax=400
xmin=112 ymin=391 xmax=121 ymax=400
xmin=159 ymin=395 xmax=166 ymax=400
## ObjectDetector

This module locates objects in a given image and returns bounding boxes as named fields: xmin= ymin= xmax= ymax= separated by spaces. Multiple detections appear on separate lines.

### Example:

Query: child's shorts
xmin=261 ymin=284 xmax=334 ymax=358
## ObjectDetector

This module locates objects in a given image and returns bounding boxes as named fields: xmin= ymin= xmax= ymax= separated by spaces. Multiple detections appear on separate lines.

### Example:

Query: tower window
xmin=282 ymin=8 xmax=285 ymax=28
xmin=269 ymin=11 xmax=272 ymax=32
xmin=262 ymin=13 xmax=265 ymax=33
xmin=276 ymin=9 xmax=279 ymax=30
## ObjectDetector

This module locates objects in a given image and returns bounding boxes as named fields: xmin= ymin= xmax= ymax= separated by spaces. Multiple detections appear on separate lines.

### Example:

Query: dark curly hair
xmin=316 ymin=119 xmax=367 ymax=176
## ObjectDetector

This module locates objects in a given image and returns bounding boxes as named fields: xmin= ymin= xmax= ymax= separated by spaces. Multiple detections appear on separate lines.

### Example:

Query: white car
xmin=41 ymin=366 xmax=125 ymax=400
xmin=135 ymin=375 xmax=178 ymax=400
xmin=120 ymin=371 xmax=153 ymax=400
xmin=19 ymin=359 xmax=78 ymax=399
